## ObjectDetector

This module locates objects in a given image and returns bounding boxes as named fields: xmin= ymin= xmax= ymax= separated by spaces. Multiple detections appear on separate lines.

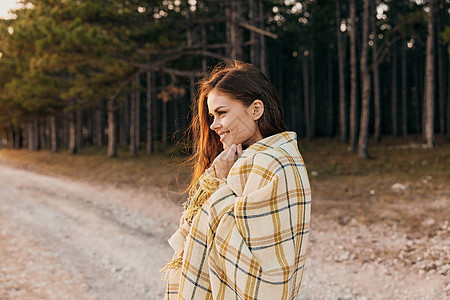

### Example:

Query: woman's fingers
xmin=236 ymin=143 xmax=243 ymax=158
xmin=213 ymin=144 xmax=245 ymax=178
xmin=226 ymin=144 xmax=237 ymax=161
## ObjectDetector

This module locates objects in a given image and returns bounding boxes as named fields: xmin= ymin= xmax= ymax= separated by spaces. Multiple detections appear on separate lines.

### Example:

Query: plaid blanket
xmin=164 ymin=131 xmax=311 ymax=299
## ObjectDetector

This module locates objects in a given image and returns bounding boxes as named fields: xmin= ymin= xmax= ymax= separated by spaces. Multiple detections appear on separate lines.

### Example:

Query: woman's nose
xmin=210 ymin=117 xmax=221 ymax=130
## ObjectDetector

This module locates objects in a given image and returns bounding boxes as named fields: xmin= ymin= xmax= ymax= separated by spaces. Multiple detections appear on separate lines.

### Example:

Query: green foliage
xmin=0 ymin=0 xmax=163 ymax=122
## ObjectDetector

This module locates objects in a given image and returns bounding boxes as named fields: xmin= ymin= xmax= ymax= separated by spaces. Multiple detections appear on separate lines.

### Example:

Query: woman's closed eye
xmin=209 ymin=111 xmax=226 ymax=119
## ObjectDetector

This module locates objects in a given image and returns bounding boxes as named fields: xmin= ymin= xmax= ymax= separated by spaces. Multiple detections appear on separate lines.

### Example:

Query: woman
xmin=163 ymin=61 xmax=311 ymax=299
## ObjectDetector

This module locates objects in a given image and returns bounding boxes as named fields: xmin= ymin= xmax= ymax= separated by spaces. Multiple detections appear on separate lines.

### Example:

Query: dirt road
xmin=0 ymin=163 xmax=183 ymax=299
xmin=0 ymin=163 xmax=448 ymax=299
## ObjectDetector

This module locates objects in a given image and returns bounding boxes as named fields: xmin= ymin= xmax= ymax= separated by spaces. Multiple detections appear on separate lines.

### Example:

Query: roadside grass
xmin=0 ymin=145 xmax=190 ymax=191
xmin=299 ymin=135 xmax=449 ymax=234
xmin=0 ymin=136 xmax=448 ymax=234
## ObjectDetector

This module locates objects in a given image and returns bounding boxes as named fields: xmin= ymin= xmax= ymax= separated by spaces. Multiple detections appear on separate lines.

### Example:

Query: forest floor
xmin=0 ymin=136 xmax=449 ymax=299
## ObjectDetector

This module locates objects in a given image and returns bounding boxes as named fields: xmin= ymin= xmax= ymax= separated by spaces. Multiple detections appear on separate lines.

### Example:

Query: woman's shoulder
xmin=246 ymin=134 xmax=302 ymax=167
xmin=230 ymin=145 xmax=299 ymax=181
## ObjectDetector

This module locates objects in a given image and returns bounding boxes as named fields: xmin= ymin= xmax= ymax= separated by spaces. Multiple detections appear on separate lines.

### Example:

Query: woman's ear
xmin=250 ymin=99 xmax=264 ymax=120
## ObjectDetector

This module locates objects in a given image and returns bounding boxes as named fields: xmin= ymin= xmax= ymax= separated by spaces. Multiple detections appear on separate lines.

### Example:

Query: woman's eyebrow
xmin=209 ymin=106 xmax=226 ymax=114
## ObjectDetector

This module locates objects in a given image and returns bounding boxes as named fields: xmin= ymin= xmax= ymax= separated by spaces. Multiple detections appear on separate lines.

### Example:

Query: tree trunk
xmin=86 ymin=109 xmax=93 ymax=146
xmin=76 ymin=103 xmax=82 ymax=150
xmin=371 ymin=0 xmax=381 ymax=142
xmin=162 ymin=82 xmax=168 ymax=150
xmin=62 ymin=112 xmax=67 ymax=149
xmin=189 ymin=75 xmax=197 ymax=153
xmin=7 ymin=124 xmax=14 ymax=148
xmin=423 ymin=0 xmax=436 ymax=148
xmin=31 ymin=120 xmax=36 ymax=150
xmin=437 ymin=12 xmax=446 ymax=135
xmin=50 ymin=113 xmax=57 ymax=152
xmin=225 ymin=4 xmax=232 ymax=58
xmin=123 ymin=97 xmax=130 ymax=147
xmin=358 ymin=0 xmax=371 ymax=159
xmin=185 ymin=6 xmax=192 ymax=47
xmin=302 ymin=53 xmax=311 ymax=140
xmin=27 ymin=122 xmax=31 ymax=150
xmin=310 ymin=48 xmax=316 ymax=138
xmin=41 ymin=118 xmax=47 ymax=150
xmin=289 ymin=65 xmax=297 ymax=131
xmin=258 ymin=0 xmax=266 ymax=74
xmin=146 ymin=71 xmax=152 ymax=154
xmin=28 ymin=118 xmax=39 ymax=151
xmin=119 ymin=99 xmax=126 ymax=147
xmin=420 ymin=69 xmax=425 ymax=134
xmin=447 ymin=52 xmax=450 ymax=136
xmin=69 ymin=102 xmax=77 ymax=154
xmin=401 ymin=42 xmax=408 ymax=136
xmin=152 ymin=73 xmax=158 ymax=147
xmin=349 ymin=0 xmax=358 ymax=152
xmin=174 ymin=90 xmax=179 ymax=141
xmin=38 ymin=118 xmax=46 ymax=150
xmin=249 ymin=0 xmax=256 ymax=64
xmin=13 ymin=126 xmax=21 ymax=149
xmin=277 ymin=44 xmax=283 ymax=102
xmin=327 ymin=50 xmax=334 ymax=137
xmin=230 ymin=1 xmax=237 ymax=59
xmin=230 ymin=0 xmax=244 ymax=60
xmin=392 ymin=46 xmax=399 ymax=136
xmin=130 ymin=94 xmax=136 ymax=156
xmin=413 ymin=61 xmax=421 ymax=134
xmin=134 ymin=74 xmax=140 ymax=150
xmin=336 ymin=0 xmax=347 ymax=142
xmin=107 ymin=97 xmax=117 ymax=157
xmin=94 ymin=104 xmax=103 ymax=147
xmin=46 ymin=117 xmax=52 ymax=149
xmin=189 ymin=75 xmax=196 ymax=106
xmin=23 ymin=123 xmax=28 ymax=149
xmin=34 ymin=118 xmax=39 ymax=150
xmin=201 ymin=26 xmax=207 ymax=72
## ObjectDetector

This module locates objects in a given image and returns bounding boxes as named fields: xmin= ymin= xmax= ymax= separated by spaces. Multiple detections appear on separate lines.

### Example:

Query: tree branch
xmin=239 ymin=22 xmax=278 ymax=39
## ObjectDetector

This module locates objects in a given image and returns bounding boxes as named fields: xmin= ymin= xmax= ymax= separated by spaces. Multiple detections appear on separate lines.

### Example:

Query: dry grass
xmin=299 ymin=136 xmax=449 ymax=234
xmin=0 ymin=136 xmax=448 ymax=234
xmin=0 ymin=146 xmax=189 ymax=192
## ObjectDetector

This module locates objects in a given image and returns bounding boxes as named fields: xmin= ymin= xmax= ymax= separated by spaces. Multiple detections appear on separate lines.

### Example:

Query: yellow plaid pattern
xmin=164 ymin=131 xmax=311 ymax=299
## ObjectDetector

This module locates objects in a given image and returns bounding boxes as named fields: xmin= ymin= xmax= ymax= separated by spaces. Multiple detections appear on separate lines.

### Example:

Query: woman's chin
xmin=221 ymin=140 xmax=235 ymax=149
xmin=221 ymin=136 xmax=241 ymax=149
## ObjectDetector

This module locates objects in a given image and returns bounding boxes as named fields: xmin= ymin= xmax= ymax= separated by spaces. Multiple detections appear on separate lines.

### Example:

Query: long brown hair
xmin=185 ymin=61 xmax=288 ymax=188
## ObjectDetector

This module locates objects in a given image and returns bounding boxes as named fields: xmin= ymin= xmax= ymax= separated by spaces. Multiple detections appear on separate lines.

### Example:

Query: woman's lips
xmin=220 ymin=131 xmax=230 ymax=141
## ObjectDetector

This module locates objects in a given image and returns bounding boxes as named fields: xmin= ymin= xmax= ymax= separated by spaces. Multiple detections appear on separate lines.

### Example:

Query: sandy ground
xmin=0 ymin=162 xmax=448 ymax=299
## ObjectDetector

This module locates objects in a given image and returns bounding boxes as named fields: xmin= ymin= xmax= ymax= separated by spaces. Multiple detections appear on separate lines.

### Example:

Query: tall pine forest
xmin=0 ymin=0 xmax=449 ymax=158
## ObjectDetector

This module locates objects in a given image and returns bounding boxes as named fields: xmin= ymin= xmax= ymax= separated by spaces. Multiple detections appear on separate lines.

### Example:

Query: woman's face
xmin=207 ymin=89 xmax=263 ymax=149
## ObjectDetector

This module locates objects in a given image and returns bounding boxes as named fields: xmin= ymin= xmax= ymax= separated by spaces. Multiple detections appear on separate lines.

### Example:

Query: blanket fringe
xmin=160 ymin=255 xmax=183 ymax=281
xmin=182 ymin=171 xmax=225 ymax=225
xmin=161 ymin=167 xmax=225 ymax=280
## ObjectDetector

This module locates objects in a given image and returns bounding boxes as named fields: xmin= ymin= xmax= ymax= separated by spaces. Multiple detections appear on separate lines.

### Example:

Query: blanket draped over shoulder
xmin=163 ymin=131 xmax=311 ymax=300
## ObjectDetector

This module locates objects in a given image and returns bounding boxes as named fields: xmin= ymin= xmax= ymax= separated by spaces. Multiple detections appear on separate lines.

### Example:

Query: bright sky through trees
xmin=0 ymin=0 xmax=20 ymax=19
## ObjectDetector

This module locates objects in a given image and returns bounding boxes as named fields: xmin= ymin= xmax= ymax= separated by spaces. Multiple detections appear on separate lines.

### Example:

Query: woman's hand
xmin=212 ymin=144 xmax=243 ymax=179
